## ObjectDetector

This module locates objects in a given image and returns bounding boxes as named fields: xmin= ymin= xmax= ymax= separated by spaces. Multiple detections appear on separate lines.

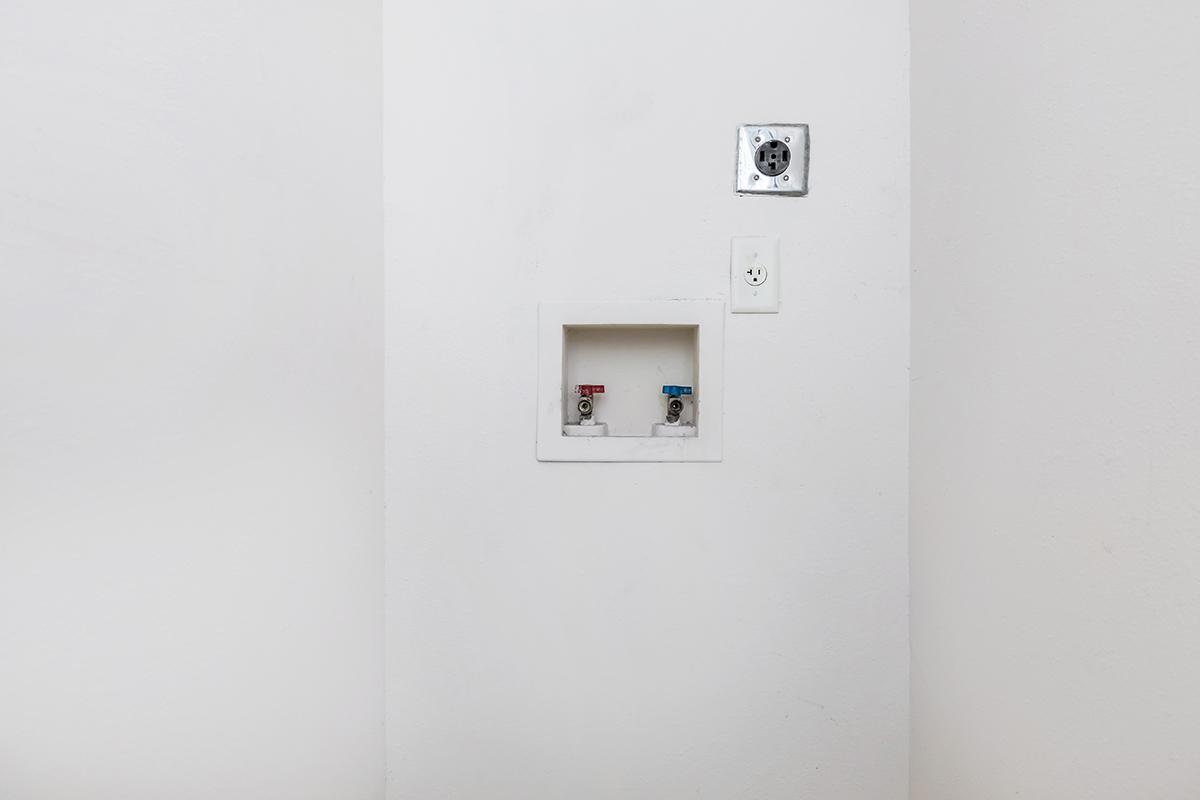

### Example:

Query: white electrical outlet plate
xmin=735 ymin=124 xmax=809 ymax=196
xmin=730 ymin=236 xmax=780 ymax=313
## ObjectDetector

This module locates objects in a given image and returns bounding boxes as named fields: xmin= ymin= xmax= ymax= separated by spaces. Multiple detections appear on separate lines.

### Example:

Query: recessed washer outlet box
xmin=537 ymin=301 xmax=725 ymax=462
xmin=736 ymin=123 xmax=809 ymax=196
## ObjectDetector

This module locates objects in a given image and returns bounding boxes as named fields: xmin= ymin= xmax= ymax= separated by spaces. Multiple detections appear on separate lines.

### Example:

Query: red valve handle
xmin=575 ymin=384 xmax=605 ymax=396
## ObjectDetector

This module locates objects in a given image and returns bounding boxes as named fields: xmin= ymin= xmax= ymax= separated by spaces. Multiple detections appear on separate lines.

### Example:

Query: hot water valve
xmin=562 ymin=384 xmax=609 ymax=437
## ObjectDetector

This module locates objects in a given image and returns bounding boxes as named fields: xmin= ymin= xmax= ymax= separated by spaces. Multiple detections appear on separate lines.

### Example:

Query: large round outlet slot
xmin=754 ymin=139 xmax=791 ymax=177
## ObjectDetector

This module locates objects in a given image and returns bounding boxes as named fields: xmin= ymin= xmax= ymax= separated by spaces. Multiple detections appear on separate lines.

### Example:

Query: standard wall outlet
xmin=730 ymin=236 xmax=780 ymax=313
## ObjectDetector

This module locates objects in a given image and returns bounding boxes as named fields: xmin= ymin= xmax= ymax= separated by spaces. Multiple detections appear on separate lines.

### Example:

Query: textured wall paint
xmin=384 ymin=1 xmax=909 ymax=797
xmin=911 ymin=2 xmax=1200 ymax=797
xmin=0 ymin=2 xmax=384 ymax=797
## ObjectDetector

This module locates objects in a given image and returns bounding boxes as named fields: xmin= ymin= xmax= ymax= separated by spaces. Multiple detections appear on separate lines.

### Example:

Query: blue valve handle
xmin=662 ymin=385 xmax=693 ymax=397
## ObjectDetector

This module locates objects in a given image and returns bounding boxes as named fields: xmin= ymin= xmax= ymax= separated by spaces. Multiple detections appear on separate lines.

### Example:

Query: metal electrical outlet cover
xmin=735 ymin=124 xmax=809 ymax=196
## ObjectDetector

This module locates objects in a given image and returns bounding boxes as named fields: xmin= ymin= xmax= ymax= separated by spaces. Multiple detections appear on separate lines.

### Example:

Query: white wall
xmin=911 ymin=2 xmax=1200 ymax=797
xmin=384 ymin=1 xmax=910 ymax=797
xmin=0 ymin=3 xmax=383 ymax=798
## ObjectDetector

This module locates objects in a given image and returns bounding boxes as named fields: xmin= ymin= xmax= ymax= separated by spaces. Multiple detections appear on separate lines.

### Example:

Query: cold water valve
xmin=663 ymin=385 xmax=691 ymax=422
xmin=563 ymin=384 xmax=609 ymax=437
xmin=652 ymin=385 xmax=697 ymax=437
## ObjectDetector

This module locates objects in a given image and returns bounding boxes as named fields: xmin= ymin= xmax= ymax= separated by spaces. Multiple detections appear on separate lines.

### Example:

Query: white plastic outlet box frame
xmin=537 ymin=301 xmax=725 ymax=462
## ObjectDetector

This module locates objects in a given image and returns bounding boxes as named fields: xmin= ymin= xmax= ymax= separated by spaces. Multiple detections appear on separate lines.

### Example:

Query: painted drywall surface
xmin=384 ymin=0 xmax=909 ymax=797
xmin=911 ymin=2 xmax=1200 ymax=797
xmin=0 ymin=3 xmax=383 ymax=798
